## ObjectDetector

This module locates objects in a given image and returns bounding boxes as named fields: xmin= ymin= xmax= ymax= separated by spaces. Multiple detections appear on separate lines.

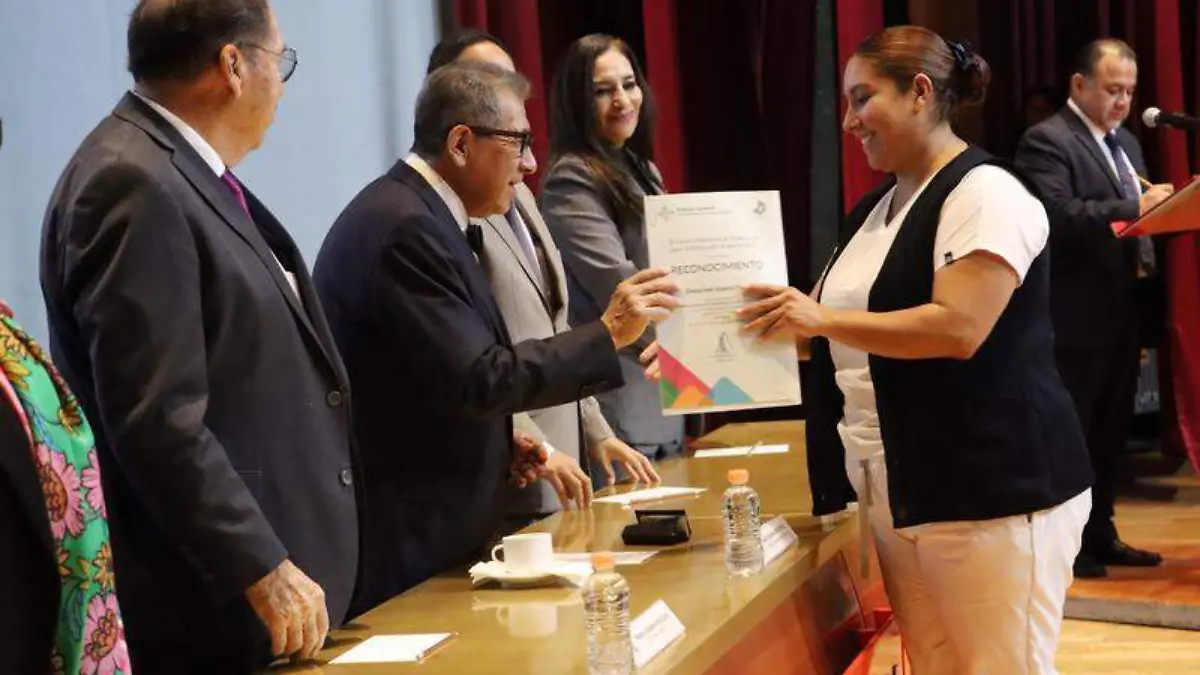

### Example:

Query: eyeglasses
xmin=464 ymin=125 xmax=534 ymax=156
xmin=241 ymin=43 xmax=298 ymax=83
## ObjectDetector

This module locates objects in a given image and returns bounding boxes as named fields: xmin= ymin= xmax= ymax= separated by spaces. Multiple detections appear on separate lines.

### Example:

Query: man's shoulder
xmin=57 ymin=115 xmax=175 ymax=191
xmin=1023 ymin=109 xmax=1076 ymax=144
xmin=329 ymin=173 xmax=462 ymax=254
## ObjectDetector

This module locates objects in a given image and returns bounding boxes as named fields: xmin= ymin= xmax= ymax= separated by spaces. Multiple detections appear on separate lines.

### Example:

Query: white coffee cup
xmin=497 ymin=603 xmax=558 ymax=639
xmin=491 ymin=532 xmax=554 ymax=571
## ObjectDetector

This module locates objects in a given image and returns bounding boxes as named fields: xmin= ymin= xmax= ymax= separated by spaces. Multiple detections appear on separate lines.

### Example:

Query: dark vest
xmin=805 ymin=146 xmax=1092 ymax=527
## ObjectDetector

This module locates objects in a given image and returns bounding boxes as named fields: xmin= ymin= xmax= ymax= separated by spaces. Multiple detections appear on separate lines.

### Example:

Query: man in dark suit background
xmin=39 ymin=1 xmax=357 ymax=670
xmin=314 ymin=61 xmax=677 ymax=615
xmin=1015 ymin=38 xmax=1172 ymax=578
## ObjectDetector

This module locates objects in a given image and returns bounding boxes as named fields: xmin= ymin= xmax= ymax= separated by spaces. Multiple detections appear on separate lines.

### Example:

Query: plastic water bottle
xmin=723 ymin=468 xmax=764 ymax=576
xmin=584 ymin=551 xmax=634 ymax=675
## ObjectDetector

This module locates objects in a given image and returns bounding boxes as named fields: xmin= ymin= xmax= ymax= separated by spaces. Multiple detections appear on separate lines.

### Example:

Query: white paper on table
xmin=592 ymin=486 xmax=705 ymax=506
xmin=646 ymin=191 xmax=801 ymax=415
xmin=692 ymin=444 xmax=789 ymax=459
xmin=554 ymin=551 xmax=659 ymax=566
xmin=631 ymin=600 xmax=686 ymax=668
xmin=329 ymin=634 xmax=456 ymax=664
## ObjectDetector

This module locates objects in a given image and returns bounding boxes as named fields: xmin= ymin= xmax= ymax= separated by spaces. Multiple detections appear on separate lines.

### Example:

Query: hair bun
xmin=947 ymin=41 xmax=990 ymax=107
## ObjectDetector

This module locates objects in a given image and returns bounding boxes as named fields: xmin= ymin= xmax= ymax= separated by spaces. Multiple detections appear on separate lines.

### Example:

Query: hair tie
xmin=947 ymin=40 xmax=974 ymax=72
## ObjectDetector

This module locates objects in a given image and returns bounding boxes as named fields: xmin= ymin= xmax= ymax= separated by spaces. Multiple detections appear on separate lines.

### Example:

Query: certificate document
xmin=646 ymin=191 xmax=801 ymax=415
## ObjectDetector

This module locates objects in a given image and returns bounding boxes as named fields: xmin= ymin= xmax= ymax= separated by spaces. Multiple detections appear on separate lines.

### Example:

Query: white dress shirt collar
xmin=1067 ymin=97 xmax=1111 ymax=142
xmin=133 ymin=91 xmax=226 ymax=177
xmin=404 ymin=153 xmax=469 ymax=234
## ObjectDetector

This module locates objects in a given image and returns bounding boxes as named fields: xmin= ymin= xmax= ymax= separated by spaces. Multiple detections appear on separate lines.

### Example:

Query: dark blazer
xmin=39 ymin=94 xmax=359 ymax=667
xmin=313 ymin=160 xmax=622 ymax=613
xmin=1014 ymin=105 xmax=1145 ymax=349
xmin=0 ymin=400 xmax=59 ymax=675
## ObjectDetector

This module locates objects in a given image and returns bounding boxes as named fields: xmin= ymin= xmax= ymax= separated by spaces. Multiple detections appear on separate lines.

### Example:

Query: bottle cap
xmin=591 ymin=551 xmax=616 ymax=570
xmin=728 ymin=468 xmax=749 ymax=485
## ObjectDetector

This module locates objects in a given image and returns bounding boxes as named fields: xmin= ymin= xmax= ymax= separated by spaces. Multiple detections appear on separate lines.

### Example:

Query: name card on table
xmin=761 ymin=516 xmax=799 ymax=565
xmin=631 ymin=600 xmax=686 ymax=668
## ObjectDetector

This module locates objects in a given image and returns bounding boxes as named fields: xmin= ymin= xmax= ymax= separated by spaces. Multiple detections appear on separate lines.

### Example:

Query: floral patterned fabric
xmin=0 ymin=302 xmax=130 ymax=675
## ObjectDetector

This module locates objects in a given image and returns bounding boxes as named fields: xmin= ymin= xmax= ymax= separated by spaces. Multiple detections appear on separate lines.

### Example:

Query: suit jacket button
xmin=339 ymin=469 xmax=354 ymax=487
xmin=326 ymin=390 xmax=344 ymax=407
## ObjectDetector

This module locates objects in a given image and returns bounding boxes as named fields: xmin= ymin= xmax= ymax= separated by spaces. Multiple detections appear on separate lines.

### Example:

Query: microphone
xmin=1142 ymin=107 xmax=1200 ymax=130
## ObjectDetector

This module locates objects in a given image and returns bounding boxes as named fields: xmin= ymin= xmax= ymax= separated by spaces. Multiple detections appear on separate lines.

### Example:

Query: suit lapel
xmin=388 ymin=161 xmax=510 ymax=340
xmin=242 ymin=190 xmax=349 ymax=383
xmin=113 ymin=94 xmax=343 ymax=379
xmin=1061 ymin=108 xmax=1125 ymax=197
xmin=481 ymin=211 xmax=554 ymax=316
xmin=514 ymin=187 xmax=568 ymax=322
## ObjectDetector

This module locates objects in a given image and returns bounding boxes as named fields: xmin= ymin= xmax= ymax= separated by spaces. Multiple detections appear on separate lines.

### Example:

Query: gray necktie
xmin=1104 ymin=133 xmax=1156 ymax=274
xmin=506 ymin=208 xmax=541 ymax=278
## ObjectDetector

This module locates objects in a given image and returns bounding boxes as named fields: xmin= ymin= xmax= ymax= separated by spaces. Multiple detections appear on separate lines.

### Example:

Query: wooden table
xmin=271 ymin=421 xmax=887 ymax=674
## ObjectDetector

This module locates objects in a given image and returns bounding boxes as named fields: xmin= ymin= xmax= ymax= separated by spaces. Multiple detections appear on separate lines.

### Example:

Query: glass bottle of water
xmin=584 ymin=551 xmax=634 ymax=675
xmin=723 ymin=468 xmax=764 ymax=576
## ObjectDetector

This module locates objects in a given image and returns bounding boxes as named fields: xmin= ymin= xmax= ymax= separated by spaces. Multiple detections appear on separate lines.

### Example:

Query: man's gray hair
xmin=412 ymin=61 xmax=531 ymax=158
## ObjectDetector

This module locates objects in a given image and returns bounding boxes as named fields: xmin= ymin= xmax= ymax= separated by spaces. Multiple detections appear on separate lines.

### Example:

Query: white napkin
xmin=468 ymin=560 xmax=594 ymax=588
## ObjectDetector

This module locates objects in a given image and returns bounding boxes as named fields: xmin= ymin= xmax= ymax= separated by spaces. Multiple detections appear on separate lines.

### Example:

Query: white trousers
xmin=847 ymin=455 xmax=1090 ymax=675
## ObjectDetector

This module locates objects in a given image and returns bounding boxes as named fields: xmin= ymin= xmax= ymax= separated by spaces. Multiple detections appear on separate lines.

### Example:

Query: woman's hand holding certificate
xmin=645 ymin=191 xmax=802 ymax=414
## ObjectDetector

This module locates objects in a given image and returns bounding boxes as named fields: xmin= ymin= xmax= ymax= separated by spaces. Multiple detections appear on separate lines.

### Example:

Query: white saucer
xmin=488 ymin=566 xmax=560 ymax=589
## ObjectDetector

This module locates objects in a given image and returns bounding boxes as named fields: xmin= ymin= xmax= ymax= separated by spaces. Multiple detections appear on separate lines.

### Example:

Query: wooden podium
xmin=1115 ymin=178 xmax=1200 ymax=237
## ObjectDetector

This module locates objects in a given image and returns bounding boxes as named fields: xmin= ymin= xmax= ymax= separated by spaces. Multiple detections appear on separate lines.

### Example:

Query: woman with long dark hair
xmin=540 ymin=34 xmax=684 ymax=462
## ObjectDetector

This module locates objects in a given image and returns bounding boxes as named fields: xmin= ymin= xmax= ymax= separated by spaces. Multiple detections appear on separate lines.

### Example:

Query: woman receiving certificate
xmin=738 ymin=27 xmax=1093 ymax=673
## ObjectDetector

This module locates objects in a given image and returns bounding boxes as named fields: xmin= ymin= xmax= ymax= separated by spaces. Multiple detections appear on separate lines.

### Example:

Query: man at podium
xmin=1015 ymin=38 xmax=1170 ymax=579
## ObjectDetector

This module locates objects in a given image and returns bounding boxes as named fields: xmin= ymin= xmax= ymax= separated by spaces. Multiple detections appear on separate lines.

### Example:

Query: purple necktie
xmin=221 ymin=170 xmax=252 ymax=217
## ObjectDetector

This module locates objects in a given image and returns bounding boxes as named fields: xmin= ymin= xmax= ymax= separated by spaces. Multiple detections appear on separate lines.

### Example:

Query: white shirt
xmin=819 ymin=165 xmax=1050 ymax=461
xmin=404 ymin=153 xmax=469 ymax=233
xmin=1066 ymin=98 xmax=1142 ymax=197
xmin=133 ymin=91 xmax=302 ymax=301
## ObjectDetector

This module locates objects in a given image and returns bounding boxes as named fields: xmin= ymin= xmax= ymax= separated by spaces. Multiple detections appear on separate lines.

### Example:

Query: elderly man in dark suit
xmin=39 ymin=1 xmax=358 ymax=671
xmin=425 ymin=31 xmax=661 ymax=520
xmin=1015 ymin=38 xmax=1172 ymax=579
xmin=313 ymin=61 xmax=677 ymax=615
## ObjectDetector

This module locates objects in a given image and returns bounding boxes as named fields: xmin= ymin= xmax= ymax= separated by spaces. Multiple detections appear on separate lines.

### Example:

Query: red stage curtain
xmin=1145 ymin=0 xmax=1200 ymax=467
xmin=641 ymin=1 xmax=687 ymax=193
xmin=452 ymin=0 xmax=552 ymax=183
xmin=835 ymin=0 xmax=886 ymax=211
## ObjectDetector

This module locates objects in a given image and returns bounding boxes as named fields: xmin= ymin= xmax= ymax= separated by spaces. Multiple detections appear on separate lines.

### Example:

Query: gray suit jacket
xmin=477 ymin=183 xmax=615 ymax=513
xmin=540 ymin=153 xmax=685 ymax=454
